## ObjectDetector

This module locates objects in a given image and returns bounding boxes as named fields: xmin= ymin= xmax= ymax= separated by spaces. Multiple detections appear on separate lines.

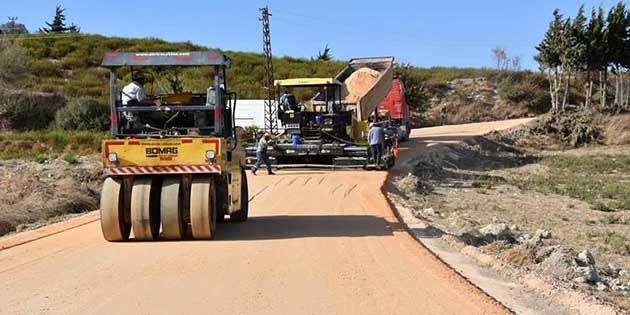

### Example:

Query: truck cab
xmin=378 ymin=78 xmax=411 ymax=141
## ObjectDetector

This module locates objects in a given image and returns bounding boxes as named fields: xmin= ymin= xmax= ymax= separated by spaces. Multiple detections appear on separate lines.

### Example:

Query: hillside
xmin=11 ymin=34 xmax=345 ymax=100
xmin=1 ymin=33 xmax=548 ymax=131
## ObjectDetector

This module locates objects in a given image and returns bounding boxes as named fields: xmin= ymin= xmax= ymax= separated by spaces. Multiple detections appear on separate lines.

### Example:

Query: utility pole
xmin=259 ymin=6 xmax=278 ymax=134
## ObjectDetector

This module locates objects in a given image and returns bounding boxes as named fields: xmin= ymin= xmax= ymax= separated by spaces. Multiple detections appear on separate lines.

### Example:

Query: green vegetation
xmin=471 ymin=174 xmax=504 ymax=189
xmin=536 ymin=2 xmax=630 ymax=112
xmin=62 ymin=153 xmax=80 ymax=164
xmin=497 ymin=71 xmax=550 ymax=113
xmin=5 ymin=34 xmax=345 ymax=101
xmin=33 ymin=153 xmax=48 ymax=164
xmin=600 ymin=214 xmax=629 ymax=225
xmin=0 ymin=90 xmax=66 ymax=130
xmin=0 ymin=130 xmax=108 ymax=160
xmin=0 ymin=33 xmax=549 ymax=130
xmin=54 ymin=97 xmax=110 ymax=131
xmin=0 ymin=38 xmax=28 ymax=85
xmin=530 ymin=110 xmax=602 ymax=147
xmin=510 ymin=153 xmax=630 ymax=210
xmin=39 ymin=5 xmax=80 ymax=34
xmin=604 ymin=231 xmax=630 ymax=255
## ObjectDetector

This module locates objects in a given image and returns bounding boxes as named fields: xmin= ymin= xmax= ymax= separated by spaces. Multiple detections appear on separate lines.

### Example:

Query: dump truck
xmin=246 ymin=57 xmax=396 ymax=169
xmin=378 ymin=78 xmax=411 ymax=141
xmin=99 ymin=51 xmax=248 ymax=241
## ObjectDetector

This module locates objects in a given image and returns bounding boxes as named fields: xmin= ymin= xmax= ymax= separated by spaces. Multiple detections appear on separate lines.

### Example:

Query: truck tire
xmin=216 ymin=178 xmax=229 ymax=222
xmin=230 ymin=168 xmax=249 ymax=222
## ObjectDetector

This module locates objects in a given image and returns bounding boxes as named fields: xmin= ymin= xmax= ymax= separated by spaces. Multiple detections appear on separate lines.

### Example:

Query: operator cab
xmin=275 ymin=78 xmax=350 ymax=142
xmin=101 ymin=51 xmax=236 ymax=139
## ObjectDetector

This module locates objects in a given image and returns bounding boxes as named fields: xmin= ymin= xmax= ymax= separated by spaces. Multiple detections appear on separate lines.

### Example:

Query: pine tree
xmin=605 ymin=2 xmax=629 ymax=109
xmin=535 ymin=9 xmax=565 ymax=112
xmin=39 ymin=6 xmax=80 ymax=33
xmin=572 ymin=6 xmax=588 ymax=107
xmin=585 ymin=6 xmax=607 ymax=108
xmin=316 ymin=45 xmax=332 ymax=61
xmin=558 ymin=16 xmax=581 ymax=111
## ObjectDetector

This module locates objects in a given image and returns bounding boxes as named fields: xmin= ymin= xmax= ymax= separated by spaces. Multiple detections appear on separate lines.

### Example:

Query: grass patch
xmin=0 ymin=130 xmax=108 ymax=159
xmin=471 ymin=174 xmax=503 ymax=189
xmin=600 ymin=214 xmax=629 ymax=225
xmin=592 ymin=202 xmax=615 ymax=212
xmin=510 ymin=153 xmax=630 ymax=211
xmin=33 ymin=153 xmax=48 ymax=164
xmin=604 ymin=231 xmax=630 ymax=255
xmin=62 ymin=153 xmax=80 ymax=165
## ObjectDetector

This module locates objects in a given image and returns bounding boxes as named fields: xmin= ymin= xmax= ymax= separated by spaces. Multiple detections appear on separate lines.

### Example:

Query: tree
xmin=0 ymin=17 xmax=29 ymax=34
xmin=572 ymin=5 xmax=588 ymax=107
xmin=492 ymin=47 xmax=521 ymax=71
xmin=535 ymin=9 xmax=566 ymax=113
xmin=316 ymin=44 xmax=332 ymax=61
xmin=39 ymin=6 xmax=80 ymax=33
xmin=510 ymin=56 xmax=522 ymax=71
xmin=492 ymin=47 xmax=508 ymax=70
xmin=605 ymin=2 xmax=629 ymax=110
xmin=584 ymin=6 xmax=607 ymax=108
xmin=556 ymin=10 xmax=587 ymax=111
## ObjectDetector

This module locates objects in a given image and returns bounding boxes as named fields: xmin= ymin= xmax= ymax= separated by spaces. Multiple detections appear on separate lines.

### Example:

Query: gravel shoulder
xmin=390 ymin=121 xmax=629 ymax=314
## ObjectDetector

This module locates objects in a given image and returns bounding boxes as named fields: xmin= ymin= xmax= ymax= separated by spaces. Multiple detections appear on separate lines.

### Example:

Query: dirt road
xmin=0 ymin=119 xmax=531 ymax=315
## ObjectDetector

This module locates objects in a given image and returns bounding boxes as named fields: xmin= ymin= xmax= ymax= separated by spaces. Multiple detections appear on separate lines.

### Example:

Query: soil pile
xmin=0 ymin=156 xmax=102 ymax=236
xmin=343 ymin=67 xmax=380 ymax=103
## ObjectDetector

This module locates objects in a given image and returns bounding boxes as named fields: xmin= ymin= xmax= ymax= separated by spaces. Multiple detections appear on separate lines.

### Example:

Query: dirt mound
xmin=343 ymin=67 xmax=380 ymax=103
xmin=602 ymin=114 xmax=630 ymax=145
xmin=0 ymin=156 xmax=102 ymax=236
xmin=424 ymin=76 xmax=546 ymax=127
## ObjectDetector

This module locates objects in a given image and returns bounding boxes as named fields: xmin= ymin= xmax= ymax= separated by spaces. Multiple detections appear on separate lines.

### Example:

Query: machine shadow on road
xmin=214 ymin=215 xmax=403 ymax=241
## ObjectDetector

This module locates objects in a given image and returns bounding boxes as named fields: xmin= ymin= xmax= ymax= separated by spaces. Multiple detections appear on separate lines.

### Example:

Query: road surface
xmin=0 ymin=119 xmax=531 ymax=315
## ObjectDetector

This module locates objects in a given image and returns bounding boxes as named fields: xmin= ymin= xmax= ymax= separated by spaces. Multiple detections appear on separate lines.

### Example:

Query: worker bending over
xmin=368 ymin=122 xmax=384 ymax=168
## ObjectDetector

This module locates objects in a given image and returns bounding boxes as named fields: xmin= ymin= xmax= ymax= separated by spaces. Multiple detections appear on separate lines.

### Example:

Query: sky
xmin=2 ymin=0 xmax=622 ymax=69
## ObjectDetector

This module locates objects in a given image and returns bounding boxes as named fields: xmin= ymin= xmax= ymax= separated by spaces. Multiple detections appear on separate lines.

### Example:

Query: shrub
xmin=531 ymin=110 xmax=602 ymax=147
xmin=0 ymin=90 xmax=65 ymax=130
xmin=54 ymin=97 xmax=110 ymax=131
xmin=604 ymin=231 xmax=629 ymax=255
xmin=62 ymin=153 xmax=80 ymax=164
xmin=592 ymin=202 xmax=614 ymax=212
xmin=34 ymin=153 xmax=48 ymax=164
xmin=497 ymin=72 xmax=550 ymax=113
xmin=29 ymin=59 xmax=60 ymax=78
xmin=0 ymin=38 xmax=29 ymax=85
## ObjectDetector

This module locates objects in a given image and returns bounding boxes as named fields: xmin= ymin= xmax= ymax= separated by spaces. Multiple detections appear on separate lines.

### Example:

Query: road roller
xmin=99 ymin=51 xmax=248 ymax=241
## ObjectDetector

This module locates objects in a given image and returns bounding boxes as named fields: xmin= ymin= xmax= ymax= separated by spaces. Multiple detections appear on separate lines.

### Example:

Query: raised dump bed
xmin=311 ymin=57 xmax=394 ymax=121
